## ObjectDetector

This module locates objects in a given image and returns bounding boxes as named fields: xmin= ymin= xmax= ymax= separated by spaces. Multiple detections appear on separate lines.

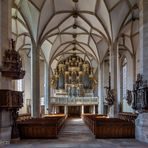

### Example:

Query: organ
xmin=51 ymin=54 xmax=97 ymax=97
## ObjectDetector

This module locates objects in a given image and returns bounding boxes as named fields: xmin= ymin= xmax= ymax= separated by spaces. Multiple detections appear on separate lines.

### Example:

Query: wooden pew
xmin=43 ymin=114 xmax=67 ymax=133
xmin=82 ymin=114 xmax=135 ymax=138
xmin=17 ymin=114 xmax=67 ymax=139
xmin=95 ymin=118 xmax=135 ymax=138
xmin=118 ymin=112 xmax=138 ymax=123
xmin=17 ymin=113 xmax=31 ymax=121
xmin=82 ymin=114 xmax=107 ymax=133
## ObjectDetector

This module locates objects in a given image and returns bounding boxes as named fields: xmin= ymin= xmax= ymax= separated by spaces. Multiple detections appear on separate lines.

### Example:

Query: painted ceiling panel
xmin=30 ymin=0 xmax=45 ymax=10
xmin=96 ymin=0 xmax=111 ymax=39
xmin=41 ymin=40 xmax=52 ymax=63
xmin=111 ymin=0 xmax=129 ymax=41
xmin=105 ymin=0 xmax=120 ymax=10
xmin=47 ymin=29 xmax=59 ymax=37
xmin=63 ymin=27 xmax=86 ymax=34
xmin=48 ymin=35 xmax=57 ymax=44
xmin=16 ymin=35 xmax=25 ymax=51
xmin=121 ymin=22 xmax=132 ymax=36
xmin=12 ymin=19 xmax=17 ymax=34
xmin=42 ymin=13 xmax=70 ymax=39
xmin=77 ymin=16 xmax=91 ymax=33
xmin=38 ymin=0 xmax=54 ymax=39
xmin=25 ymin=36 xmax=31 ymax=44
xmin=12 ymin=0 xmax=139 ymax=64
xmin=80 ymin=13 xmax=107 ymax=38
xmin=54 ymin=43 xmax=74 ymax=57
xmin=20 ymin=0 xmax=39 ymax=41
xmin=125 ymin=36 xmax=133 ymax=54
xmin=89 ymin=38 xmax=99 ymax=59
xmin=132 ymin=20 xmax=139 ymax=35
xmin=17 ymin=20 xmax=28 ymax=34
xmin=54 ymin=0 xmax=75 ymax=11
xmin=132 ymin=35 xmax=139 ymax=54
xmin=91 ymin=34 xmax=101 ymax=43
xmin=78 ymin=0 xmax=96 ymax=12
xmin=96 ymin=39 xmax=108 ymax=62
xmin=76 ymin=34 xmax=89 ymax=44
xmin=59 ymin=16 xmax=74 ymax=32
xmin=61 ymin=34 xmax=74 ymax=43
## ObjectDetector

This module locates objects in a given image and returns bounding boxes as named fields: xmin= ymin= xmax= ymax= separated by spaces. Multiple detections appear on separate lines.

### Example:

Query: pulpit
xmin=0 ymin=39 xmax=25 ymax=143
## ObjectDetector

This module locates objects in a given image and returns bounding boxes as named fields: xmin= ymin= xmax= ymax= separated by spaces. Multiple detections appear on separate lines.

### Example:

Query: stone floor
xmin=1 ymin=118 xmax=148 ymax=148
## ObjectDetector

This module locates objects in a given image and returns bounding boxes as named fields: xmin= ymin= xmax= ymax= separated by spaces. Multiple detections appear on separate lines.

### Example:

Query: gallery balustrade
xmin=50 ymin=97 xmax=98 ymax=105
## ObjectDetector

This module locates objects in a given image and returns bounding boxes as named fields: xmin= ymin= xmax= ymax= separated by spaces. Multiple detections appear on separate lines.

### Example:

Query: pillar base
xmin=10 ymin=137 xmax=20 ymax=144
xmin=135 ymin=113 xmax=148 ymax=143
xmin=0 ymin=110 xmax=12 ymax=145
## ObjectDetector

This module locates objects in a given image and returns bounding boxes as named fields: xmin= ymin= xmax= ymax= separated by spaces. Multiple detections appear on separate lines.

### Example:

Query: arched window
xmin=121 ymin=58 xmax=127 ymax=99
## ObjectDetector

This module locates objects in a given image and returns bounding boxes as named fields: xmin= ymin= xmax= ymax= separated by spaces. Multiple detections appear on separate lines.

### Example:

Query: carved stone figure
xmin=132 ymin=74 xmax=148 ymax=112
xmin=105 ymin=87 xmax=115 ymax=106
xmin=126 ymin=90 xmax=133 ymax=106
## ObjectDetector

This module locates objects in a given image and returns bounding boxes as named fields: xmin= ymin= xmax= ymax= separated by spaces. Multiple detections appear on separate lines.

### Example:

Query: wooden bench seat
xmin=95 ymin=118 xmax=135 ymax=138
xmin=82 ymin=114 xmax=107 ymax=133
xmin=82 ymin=114 xmax=135 ymax=139
xmin=17 ymin=113 xmax=31 ymax=121
xmin=118 ymin=112 xmax=138 ymax=123
xmin=17 ymin=114 xmax=67 ymax=139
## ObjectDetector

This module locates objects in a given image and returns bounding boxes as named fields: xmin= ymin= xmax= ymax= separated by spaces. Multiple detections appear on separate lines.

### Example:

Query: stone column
xmin=92 ymin=105 xmax=96 ymax=114
xmin=64 ymin=105 xmax=68 ymax=115
xmin=31 ymin=43 xmax=40 ymax=118
xmin=0 ymin=0 xmax=12 ymax=89
xmin=98 ymin=63 xmax=104 ymax=114
xmin=135 ymin=0 xmax=148 ymax=143
xmin=48 ymin=68 xmax=52 ymax=113
xmin=81 ymin=105 xmax=84 ymax=115
xmin=135 ymin=113 xmax=148 ymax=143
xmin=56 ymin=106 xmax=59 ymax=114
xmin=0 ymin=0 xmax=13 ymax=144
xmin=139 ymin=0 xmax=148 ymax=80
xmin=44 ymin=61 xmax=49 ymax=114
xmin=109 ymin=43 xmax=119 ymax=117
xmin=54 ymin=106 xmax=57 ymax=114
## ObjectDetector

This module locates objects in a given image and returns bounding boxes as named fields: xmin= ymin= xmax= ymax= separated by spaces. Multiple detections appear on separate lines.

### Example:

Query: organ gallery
xmin=51 ymin=54 xmax=97 ymax=97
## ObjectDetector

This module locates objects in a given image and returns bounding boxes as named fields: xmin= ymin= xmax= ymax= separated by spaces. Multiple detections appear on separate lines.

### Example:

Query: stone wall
xmin=136 ymin=113 xmax=148 ymax=143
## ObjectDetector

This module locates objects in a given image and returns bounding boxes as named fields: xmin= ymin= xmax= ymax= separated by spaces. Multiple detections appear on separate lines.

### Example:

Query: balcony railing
xmin=50 ymin=97 xmax=98 ymax=105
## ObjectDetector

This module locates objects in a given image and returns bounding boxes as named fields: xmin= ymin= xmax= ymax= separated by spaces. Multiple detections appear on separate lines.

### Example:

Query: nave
xmin=1 ymin=0 xmax=148 ymax=145
xmin=1 ymin=118 xmax=148 ymax=148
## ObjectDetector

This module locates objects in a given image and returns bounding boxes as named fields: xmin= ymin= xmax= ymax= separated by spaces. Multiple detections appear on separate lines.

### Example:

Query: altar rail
xmin=50 ymin=97 xmax=98 ymax=105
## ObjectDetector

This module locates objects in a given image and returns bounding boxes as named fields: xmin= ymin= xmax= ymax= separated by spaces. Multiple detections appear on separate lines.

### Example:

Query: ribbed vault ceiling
xmin=12 ymin=0 xmax=139 ymax=69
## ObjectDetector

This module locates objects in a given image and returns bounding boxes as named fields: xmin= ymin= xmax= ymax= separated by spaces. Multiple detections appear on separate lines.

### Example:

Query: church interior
xmin=0 ymin=0 xmax=148 ymax=147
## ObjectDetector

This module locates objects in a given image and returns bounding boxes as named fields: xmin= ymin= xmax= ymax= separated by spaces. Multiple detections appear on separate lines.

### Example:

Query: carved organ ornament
xmin=51 ymin=54 xmax=97 ymax=97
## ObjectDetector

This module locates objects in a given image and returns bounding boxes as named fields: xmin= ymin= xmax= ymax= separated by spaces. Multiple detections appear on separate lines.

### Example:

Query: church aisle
xmin=1 ymin=118 xmax=148 ymax=148
xmin=58 ymin=118 xmax=95 ymax=142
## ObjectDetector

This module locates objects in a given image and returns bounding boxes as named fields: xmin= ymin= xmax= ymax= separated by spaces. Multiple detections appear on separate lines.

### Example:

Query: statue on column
xmin=126 ymin=90 xmax=133 ymax=106
xmin=132 ymin=73 xmax=148 ymax=112
xmin=104 ymin=73 xmax=115 ymax=107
